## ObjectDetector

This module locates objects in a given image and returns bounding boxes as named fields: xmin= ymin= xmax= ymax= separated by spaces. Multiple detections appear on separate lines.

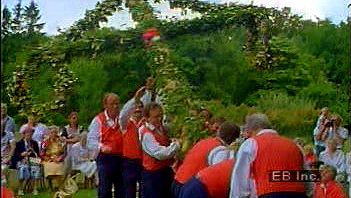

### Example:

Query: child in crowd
xmin=303 ymin=144 xmax=318 ymax=169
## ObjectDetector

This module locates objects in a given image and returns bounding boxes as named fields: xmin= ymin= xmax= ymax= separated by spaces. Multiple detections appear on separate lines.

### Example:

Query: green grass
xmin=18 ymin=189 xmax=96 ymax=198
xmin=41 ymin=189 xmax=96 ymax=198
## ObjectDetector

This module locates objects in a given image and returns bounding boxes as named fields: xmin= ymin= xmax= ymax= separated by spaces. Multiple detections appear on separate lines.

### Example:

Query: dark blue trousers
xmin=259 ymin=192 xmax=308 ymax=198
xmin=141 ymin=167 xmax=174 ymax=198
xmin=123 ymin=158 xmax=142 ymax=198
xmin=97 ymin=154 xmax=124 ymax=198
xmin=179 ymin=177 xmax=208 ymax=198
xmin=171 ymin=180 xmax=183 ymax=198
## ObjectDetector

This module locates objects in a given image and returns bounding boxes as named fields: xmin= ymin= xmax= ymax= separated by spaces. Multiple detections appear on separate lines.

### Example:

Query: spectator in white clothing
xmin=346 ymin=150 xmax=351 ymax=198
xmin=71 ymin=132 xmax=97 ymax=180
xmin=1 ymin=103 xmax=16 ymax=134
xmin=319 ymin=139 xmax=346 ymax=174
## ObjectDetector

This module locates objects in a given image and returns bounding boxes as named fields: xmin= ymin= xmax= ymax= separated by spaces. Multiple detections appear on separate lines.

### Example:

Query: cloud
xmin=3 ymin=0 xmax=348 ymax=35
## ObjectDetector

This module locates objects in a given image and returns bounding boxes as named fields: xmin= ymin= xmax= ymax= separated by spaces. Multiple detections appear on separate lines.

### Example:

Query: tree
xmin=23 ymin=0 xmax=44 ymax=35
xmin=11 ymin=0 xmax=24 ymax=34
xmin=1 ymin=6 xmax=12 ymax=38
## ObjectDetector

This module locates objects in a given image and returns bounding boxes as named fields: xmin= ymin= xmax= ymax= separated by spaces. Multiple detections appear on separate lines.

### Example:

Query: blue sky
xmin=2 ymin=0 xmax=350 ymax=35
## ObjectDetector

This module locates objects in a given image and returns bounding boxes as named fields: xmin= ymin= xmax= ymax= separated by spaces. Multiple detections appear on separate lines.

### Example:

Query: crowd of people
xmin=1 ymin=77 xmax=350 ymax=198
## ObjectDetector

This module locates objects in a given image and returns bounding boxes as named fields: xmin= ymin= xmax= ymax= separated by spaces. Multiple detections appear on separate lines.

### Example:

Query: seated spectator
xmin=1 ymin=123 xmax=15 ymax=169
xmin=20 ymin=114 xmax=47 ymax=149
xmin=11 ymin=127 xmax=41 ymax=196
xmin=303 ymin=144 xmax=318 ymax=169
xmin=60 ymin=112 xmax=83 ymax=151
xmin=319 ymin=139 xmax=346 ymax=174
xmin=1 ymin=103 xmax=16 ymax=134
xmin=41 ymin=126 xmax=66 ymax=191
xmin=60 ymin=112 xmax=83 ymax=176
xmin=313 ymin=165 xmax=347 ymax=198
xmin=71 ymin=132 xmax=97 ymax=181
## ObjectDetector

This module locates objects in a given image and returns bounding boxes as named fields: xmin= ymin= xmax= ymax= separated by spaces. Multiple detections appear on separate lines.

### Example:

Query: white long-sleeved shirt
xmin=229 ymin=129 xmax=279 ymax=198
xmin=87 ymin=110 xmax=119 ymax=154
xmin=140 ymin=122 xmax=179 ymax=161
xmin=119 ymin=90 xmax=162 ymax=132
xmin=319 ymin=149 xmax=346 ymax=173
xmin=207 ymin=145 xmax=236 ymax=165
xmin=346 ymin=152 xmax=351 ymax=182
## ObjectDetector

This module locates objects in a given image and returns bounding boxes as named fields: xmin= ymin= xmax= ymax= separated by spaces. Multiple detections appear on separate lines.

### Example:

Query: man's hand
xmin=145 ymin=77 xmax=155 ymax=90
xmin=21 ymin=151 xmax=29 ymax=157
xmin=101 ymin=145 xmax=112 ymax=153
xmin=135 ymin=86 xmax=146 ymax=101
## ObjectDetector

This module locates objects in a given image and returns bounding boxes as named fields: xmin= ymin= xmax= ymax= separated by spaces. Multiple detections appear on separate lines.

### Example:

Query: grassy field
xmin=16 ymin=189 xmax=97 ymax=198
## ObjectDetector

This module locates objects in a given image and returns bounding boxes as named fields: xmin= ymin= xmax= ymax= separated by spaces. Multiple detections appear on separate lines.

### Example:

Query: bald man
xmin=87 ymin=93 xmax=124 ymax=198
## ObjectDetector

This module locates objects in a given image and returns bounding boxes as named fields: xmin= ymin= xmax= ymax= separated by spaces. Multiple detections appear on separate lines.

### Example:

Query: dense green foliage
xmin=1 ymin=1 xmax=349 ymax=144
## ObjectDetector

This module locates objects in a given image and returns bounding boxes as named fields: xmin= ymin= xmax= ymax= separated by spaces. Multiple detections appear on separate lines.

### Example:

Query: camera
xmin=325 ymin=119 xmax=335 ymax=127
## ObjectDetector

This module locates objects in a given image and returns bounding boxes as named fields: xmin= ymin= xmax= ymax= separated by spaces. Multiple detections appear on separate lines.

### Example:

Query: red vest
xmin=175 ymin=137 xmax=222 ymax=184
xmin=140 ymin=125 xmax=174 ymax=171
xmin=123 ymin=119 xmax=143 ymax=160
xmin=313 ymin=181 xmax=347 ymax=198
xmin=197 ymin=159 xmax=235 ymax=198
xmin=97 ymin=112 xmax=123 ymax=155
xmin=251 ymin=132 xmax=305 ymax=196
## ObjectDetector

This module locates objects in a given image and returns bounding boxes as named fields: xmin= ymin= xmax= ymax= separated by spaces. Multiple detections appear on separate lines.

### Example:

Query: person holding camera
xmin=313 ymin=115 xmax=331 ymax=157
xmin=313 ymin=113 xmax=348 ymax=156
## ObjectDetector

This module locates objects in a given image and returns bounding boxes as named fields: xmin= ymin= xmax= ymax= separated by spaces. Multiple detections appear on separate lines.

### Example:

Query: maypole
xmin=126 ymin=0 xmax=207 ymax=154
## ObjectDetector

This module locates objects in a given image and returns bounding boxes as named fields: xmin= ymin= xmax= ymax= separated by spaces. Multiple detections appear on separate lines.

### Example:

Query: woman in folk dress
xmin=41 ymin=126 xmax=66 ymax=190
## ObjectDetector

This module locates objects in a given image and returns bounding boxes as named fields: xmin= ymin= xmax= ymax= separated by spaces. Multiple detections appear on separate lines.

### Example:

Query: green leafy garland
xmin=6 ymin=0 xmax=123 ymax=119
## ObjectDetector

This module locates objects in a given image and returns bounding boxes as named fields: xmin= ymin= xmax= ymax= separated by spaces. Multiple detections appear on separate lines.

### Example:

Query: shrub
xmin=68 ymin=58 xmax=109 ymax=127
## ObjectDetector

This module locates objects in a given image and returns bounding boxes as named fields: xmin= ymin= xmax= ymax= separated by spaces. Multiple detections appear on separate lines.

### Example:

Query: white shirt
xmin=346 ymin=152 xmax=351 ymax=182
xmin=140 ymin=122 xmax=179 ymax=161
xmin=229 ymin=129 xmax=280 ymax=198
xmin=119 ymin=90 xmax=162 ymax=132
xmin=207 ymin=145 xmax=236 ymax=165
xmin=327 ymin=127 xmax=348 ymax=149
xmin=1 ymin=131 xmax=15 ymax=162
xmin=87 ymin=110 xmax=120 ymax=154
xmin=319 ymin=149 xmax=346 ymax=173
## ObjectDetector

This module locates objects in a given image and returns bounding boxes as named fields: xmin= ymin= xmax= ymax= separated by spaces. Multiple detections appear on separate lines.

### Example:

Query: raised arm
xmin=119 ymin=86 xmax=146 ymax=132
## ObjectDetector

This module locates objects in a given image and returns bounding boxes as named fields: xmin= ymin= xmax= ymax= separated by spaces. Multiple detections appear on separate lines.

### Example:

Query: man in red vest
xmin=140 ymin=102 xmax=180 ymax=198
xmin=180 ymin=159 xmax=235 ymax=198
xmin=87 ymin=93 xmax=124 ymax=198
xmin=119 ymin=86 xmax=147 ymax=198
xmin=313 ymin=165 xmax=347 ymax=198
xmin=229 ymin=113 xmax=307 ymax=198
xmin=172 ymin=122 xmax=240 ymax=198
